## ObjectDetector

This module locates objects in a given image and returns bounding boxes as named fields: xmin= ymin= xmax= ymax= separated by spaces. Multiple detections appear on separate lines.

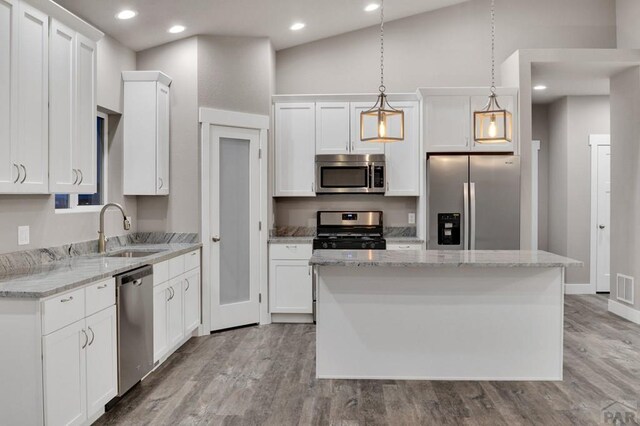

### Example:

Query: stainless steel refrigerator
xmin=427 ymin=155 xmax=520 ymax=250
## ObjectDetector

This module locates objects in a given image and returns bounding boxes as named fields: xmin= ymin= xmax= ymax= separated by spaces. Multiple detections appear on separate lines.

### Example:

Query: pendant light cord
xmin=490 ymin=0 xmax=496 ymax=95
xmin=379 ymin=0 xmax=385 ymax=93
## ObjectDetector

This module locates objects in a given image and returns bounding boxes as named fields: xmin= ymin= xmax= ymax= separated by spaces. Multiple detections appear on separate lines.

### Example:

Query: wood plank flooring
xmin=96 ymin=295 xmax=640 ymax=425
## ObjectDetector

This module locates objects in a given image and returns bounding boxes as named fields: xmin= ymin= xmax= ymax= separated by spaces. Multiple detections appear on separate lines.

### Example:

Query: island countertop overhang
xmin=309 ymin=249 xmax=583 ymax=268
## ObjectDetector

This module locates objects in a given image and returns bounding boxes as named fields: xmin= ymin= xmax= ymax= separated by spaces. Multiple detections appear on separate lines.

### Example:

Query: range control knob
xmin=322 ymin=242 xmax=328 ymax=249
xmin=331 ymin=242 xmax=337 ymax=249
xmin=361 ymin=243 xmax=367 ymax=249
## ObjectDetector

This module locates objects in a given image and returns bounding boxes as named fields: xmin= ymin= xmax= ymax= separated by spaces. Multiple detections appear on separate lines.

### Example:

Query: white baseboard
xmin=271 ymin=313 xmax=314 ymax=324
xmin=564 ymin=283 xmax=594 ymax=295
xmin=608 ymin=299 xmax=640 ymax=324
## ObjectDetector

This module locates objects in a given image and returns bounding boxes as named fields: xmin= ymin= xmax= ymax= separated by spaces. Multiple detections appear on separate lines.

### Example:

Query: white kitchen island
xmin=310 ymin=250 xmax=581 ymax=381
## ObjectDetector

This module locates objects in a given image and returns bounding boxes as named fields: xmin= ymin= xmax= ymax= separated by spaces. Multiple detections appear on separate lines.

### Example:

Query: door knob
xmin=212 ymin=236 xmax=221 ymax=242
xmin=599 ymin=225 xmax=605 ymax=229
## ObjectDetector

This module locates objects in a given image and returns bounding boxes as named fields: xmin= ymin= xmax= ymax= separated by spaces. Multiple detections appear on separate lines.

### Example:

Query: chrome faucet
xmin=98 ymin=203 xmax=131 ymax=253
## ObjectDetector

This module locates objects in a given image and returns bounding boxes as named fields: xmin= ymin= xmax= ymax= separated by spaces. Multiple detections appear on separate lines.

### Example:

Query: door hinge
xmin=258 ymin=148 xmax=262 ymax=159
xmin=259 ymin=293 xmax=262 ymax=303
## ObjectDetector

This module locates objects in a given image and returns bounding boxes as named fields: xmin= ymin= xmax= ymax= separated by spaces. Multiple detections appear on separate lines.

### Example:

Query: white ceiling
xmin=531 ymin=62 xmax=636 ymax=104
xmin=55 ymin=0 xmax=469 ymax=52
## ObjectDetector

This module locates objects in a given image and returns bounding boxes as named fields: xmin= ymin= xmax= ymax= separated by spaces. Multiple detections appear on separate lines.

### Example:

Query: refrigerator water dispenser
xmin=438 ymin=213 xmax=461 ymax=245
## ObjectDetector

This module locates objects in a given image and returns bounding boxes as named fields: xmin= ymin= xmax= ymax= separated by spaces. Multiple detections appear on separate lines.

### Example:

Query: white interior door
xmin=210 ymin=126 xmax=260 ymax=331
xmin=596 ymin=144 xmax=611 ymax=292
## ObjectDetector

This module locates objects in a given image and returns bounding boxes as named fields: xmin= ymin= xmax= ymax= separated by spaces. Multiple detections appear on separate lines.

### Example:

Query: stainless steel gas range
xmin=313 ymin=211 xmax=386 ymax=250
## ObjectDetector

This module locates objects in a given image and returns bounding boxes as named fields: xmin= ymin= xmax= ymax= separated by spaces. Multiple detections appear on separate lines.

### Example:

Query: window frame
xmin=55 ymin=112 xmax=109 ymax=214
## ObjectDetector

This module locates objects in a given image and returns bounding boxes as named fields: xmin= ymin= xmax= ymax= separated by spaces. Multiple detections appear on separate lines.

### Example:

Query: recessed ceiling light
xmin=290 ymin=22 xmax=305 ymax=31
xmin=115 ymin=10 xmax=137 ymax=20
xmin=533 ymin=85 xmax=547 ymax=91
xmin=168 ymin=25 xmax=186 ymax=34
xmin=364 ymin=3 xmax=380 ymax=12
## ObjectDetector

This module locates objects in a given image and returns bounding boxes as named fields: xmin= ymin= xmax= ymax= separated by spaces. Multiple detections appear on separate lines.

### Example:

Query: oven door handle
xmin=367 ymin=164 xmax=372 ymax=189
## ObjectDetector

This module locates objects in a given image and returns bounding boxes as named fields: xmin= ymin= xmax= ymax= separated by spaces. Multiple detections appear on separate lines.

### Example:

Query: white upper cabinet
xmin=315 ymin=102 xmax=350 ymax=155
xmin=123 ymin=71 xmax=172 ymax=195
xmin=469 ymin=94 xmax=516 ymax=153
xmin=350 ymin=102 xmax=385 ymax=155
xmin=74 ymin=34 xmax=97 ymax=193
xmin=385 ymin=101 xmax=420 ymax=196
xmin=0 ymin=0 xmax=18 ymax=193
xmin=423 ymin=89 xmax=518 ymax=154
xmin=49 ymin=19 xmax=76 ymax=193
xmin=49 ymin=22 xmax=97 ymax=194
xmin=424 ymin=96 xmax=470 ymax=153
xmin=16 ymin=0 xmax=48 ymax=193
xmin=274 ymin=102 xmax=316 ymax=197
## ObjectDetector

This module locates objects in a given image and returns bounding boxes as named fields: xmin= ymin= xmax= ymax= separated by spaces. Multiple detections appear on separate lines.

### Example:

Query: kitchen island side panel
xmin=316 ymin=266 xmax=564 ymax=380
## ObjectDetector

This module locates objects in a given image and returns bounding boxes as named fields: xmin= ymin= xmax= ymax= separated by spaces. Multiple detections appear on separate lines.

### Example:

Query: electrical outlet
xmin=408 ymin=213 xmax=416 ymax=225
xmin=18 ymin=226 xmax=30 ymax=246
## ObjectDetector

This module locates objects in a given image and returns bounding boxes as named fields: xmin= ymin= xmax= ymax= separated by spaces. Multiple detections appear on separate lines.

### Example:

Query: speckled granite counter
xmin=0 ymin=243 xmax=202 ymax=299
xmin=310 ymin=249 xmax=582 ymax=268
xmin=268 ymin=236 xmax=314 ymax=244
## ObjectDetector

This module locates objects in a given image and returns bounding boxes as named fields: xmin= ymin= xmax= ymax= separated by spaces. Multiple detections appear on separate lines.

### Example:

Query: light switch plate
xmin=408 ymin=213 xmax=416 ymax=225
xmin=18 ymin=226 xmax=29 ymax=246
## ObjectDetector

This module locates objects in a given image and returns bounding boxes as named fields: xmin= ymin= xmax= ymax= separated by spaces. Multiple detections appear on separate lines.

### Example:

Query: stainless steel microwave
xmin=315 ymin=154 xmax=386 ymax=194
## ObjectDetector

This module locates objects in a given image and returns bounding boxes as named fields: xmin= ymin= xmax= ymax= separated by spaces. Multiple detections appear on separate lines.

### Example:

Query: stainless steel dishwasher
xmin=115 ymin=265 xmax=154 ymax=396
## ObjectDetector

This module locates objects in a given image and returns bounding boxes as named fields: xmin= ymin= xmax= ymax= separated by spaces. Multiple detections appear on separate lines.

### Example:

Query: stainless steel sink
xmin=106 ymin=250 xmax=166 ymax=258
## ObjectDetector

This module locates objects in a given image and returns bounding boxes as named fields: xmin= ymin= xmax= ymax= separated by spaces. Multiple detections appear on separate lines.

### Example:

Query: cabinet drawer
xmin=270 ymin=244 xmax=313 ymax=260
xmin=85 ymin=278 xmax=115 ymax=316
xmin=168 ymin=255 xmax=184 ymax=279
xmin=42 ymin=288 xmax=85 ymax=335
xmin=184 ymin=250 xmax=200 ymax=272
xmin=387 ymin=243 xmax=423 ymax=251
xmin=153 ymin=261 xmax=169 ymax=285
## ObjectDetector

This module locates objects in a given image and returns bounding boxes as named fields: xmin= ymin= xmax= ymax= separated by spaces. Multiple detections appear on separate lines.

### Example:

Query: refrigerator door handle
xmin=470 ymin=182 xmax=476 ymax=250
xmin=463 ymin=182 xmax=469 ymax=249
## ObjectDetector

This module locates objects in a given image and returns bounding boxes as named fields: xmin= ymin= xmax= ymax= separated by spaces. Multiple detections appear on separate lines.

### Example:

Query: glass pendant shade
xmin=360 ymin=92 xmax=405 ymax=142
xmin=474 ymin=94 xmax=512 ymax=144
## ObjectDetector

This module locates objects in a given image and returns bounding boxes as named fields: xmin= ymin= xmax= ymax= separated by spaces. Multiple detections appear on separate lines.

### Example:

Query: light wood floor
xmin=97 ymin=295 xmax=640 ymax=425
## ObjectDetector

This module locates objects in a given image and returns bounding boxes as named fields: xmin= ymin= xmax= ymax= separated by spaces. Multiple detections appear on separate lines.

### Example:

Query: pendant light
xmin=360 ymin=0 xmax=404 ymax=143
xmin=474 ymin=0 xmax=512 ymax=144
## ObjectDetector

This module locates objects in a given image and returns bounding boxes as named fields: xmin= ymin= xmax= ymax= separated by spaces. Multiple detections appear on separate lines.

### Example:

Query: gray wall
xmin=532 ymin=104 xmax=549 ymax=251
xmin=136 ymin=35 xmax=276 ymax=235
xmin=610 ymin=66 xmax=640 ymax=310
xmin=616 ymin=0 xmax=640 ymax=48
xmin=136 ymin=37 xmax=200 ymax=234
xmin=547 ymin=96 xmax=610 ymax=284
xmin=274 ymin=196 xmax=417 ymax=229
xmin=0 ymin=35 xmax=137 ymax=254
xmin=276 ymin=0 xmax=616 ymax=94
xmin=197 ymin=35 xmax=275 ymax=116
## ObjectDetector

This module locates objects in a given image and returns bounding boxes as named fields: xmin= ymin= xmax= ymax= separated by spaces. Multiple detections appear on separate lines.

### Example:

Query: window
xmin=55 ymin=112 xmax=108 ymax=212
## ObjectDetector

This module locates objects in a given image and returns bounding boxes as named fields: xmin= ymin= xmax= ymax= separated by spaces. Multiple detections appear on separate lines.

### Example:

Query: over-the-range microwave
xmin=315 ymin=154 xmax=385 ymax=194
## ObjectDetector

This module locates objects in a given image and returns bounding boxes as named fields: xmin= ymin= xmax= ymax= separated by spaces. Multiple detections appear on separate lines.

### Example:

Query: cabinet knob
xmin=599 ymin=225 xmax=605 ymax=229
xmin=212 ymin=236 xmax=221 ymax=242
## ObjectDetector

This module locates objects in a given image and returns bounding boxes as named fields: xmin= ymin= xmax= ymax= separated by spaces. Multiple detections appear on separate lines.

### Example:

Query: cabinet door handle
xmin=286 ymin=245 xmax=297 ymax=249
xmin=158 ymin=177 xmax=164 ymax=189
xmin=77 ymin=169 xmax=83 ymax=185
xmin=13 ymin=164 xmax=20 ymax=183
xmin=212 ymin=236 xmax=221 ymax=242
xmin=185 ymin=278 xmax=190 ymax=292
xmin=20 ymin=164 xmax=26 ymax=184
xmin=81 ymin=329 xmax=89 ymax=349
xmin=88 ymin=327 xmax=95 ymax=346
xmin=60 ymin=296 xmax=74 ymax=303
xmin=72 ymin=169 xmax=78 ymax=185
xmin=399 ymin=245 xmax=410 ymax=249
xmin=308 ymin=266 xmax=311 ymax=276
xmin=97 ymin=284 xmax=108 ymax=289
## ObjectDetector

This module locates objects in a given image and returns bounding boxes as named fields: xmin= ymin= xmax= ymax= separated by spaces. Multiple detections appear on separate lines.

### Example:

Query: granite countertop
xmin=0 ymin=243 xmax=202 ymax=299
xmin=385 ymin=237 xmax=424 ymax=243
xmin=268 ymin=236 xmax=314 ymax=244
xmin=309 ymin=250 xmax=583 ymax=268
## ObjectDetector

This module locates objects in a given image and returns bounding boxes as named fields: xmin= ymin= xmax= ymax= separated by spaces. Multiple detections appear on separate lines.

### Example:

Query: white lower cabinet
xmin=183 ymin=268 xmax=201 ymax=333
xmin=153 ymin=250 xmax=201 ymax=365
xmin=167 ymin=276 xmax=185 ymax=348
xmin=43 ymin=319 xmax=87 ymax=426
xmin=269 ymin=243 xmax=313 ymax=317
xmin=153 ymin=281 xmax=170 ymax=363
xmin=41 ymin=282 xmax=117 ymax=426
